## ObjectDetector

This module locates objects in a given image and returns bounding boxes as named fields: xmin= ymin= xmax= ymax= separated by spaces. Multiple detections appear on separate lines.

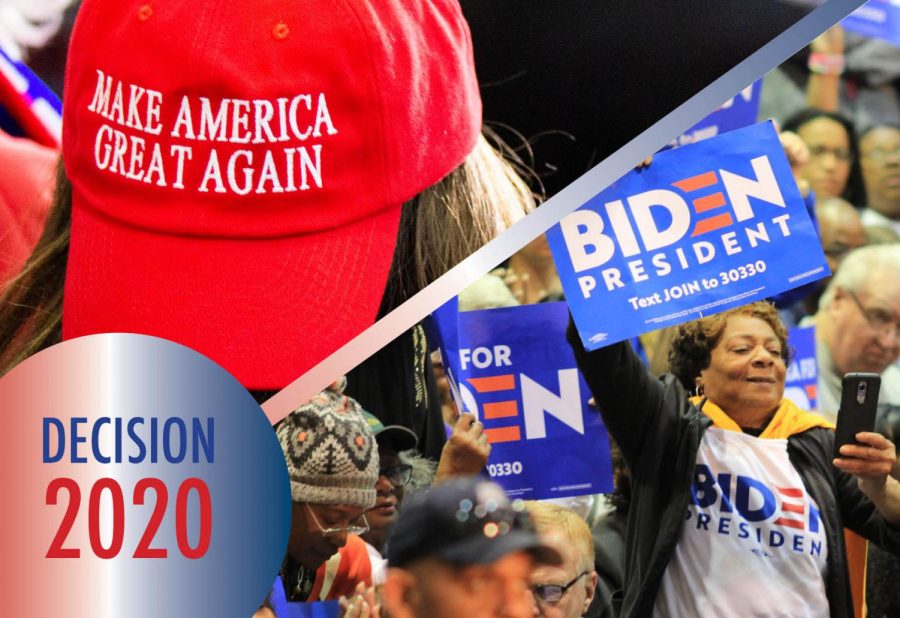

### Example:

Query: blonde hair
xmin=383 ymin=130 xmax=535 ymax=311
xmin=524 ymin=501 xmax=594 ymax=572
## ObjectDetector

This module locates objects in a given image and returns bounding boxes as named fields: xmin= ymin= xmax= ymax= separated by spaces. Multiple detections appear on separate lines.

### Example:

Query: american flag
xmin=0 ymin=41 xmax=61 ymax=148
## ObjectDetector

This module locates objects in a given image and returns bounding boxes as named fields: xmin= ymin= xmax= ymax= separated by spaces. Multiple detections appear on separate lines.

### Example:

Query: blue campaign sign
xmin=842 ymin=0 xmax=900 ymax=47
xmin=429 ymin=300 xmax=612 ymax=500
xmin=547 ymin=121 xmax=829 ymax=351
xmin=666 ymin=80 xmax=762 ymax=149
xmin=785 ymin=326 xmax=818 ymax=412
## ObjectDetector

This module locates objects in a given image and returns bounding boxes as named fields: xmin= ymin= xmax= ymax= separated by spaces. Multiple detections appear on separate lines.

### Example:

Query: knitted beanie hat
xmin=276 ymin=378 xmax=379 ymax=509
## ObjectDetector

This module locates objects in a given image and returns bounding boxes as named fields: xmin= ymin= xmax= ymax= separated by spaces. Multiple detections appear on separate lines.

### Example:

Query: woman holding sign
xmin=569 ymin=301 xmax=900 ymax=617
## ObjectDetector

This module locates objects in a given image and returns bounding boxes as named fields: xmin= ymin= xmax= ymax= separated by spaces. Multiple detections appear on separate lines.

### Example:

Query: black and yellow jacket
xmin=568 ymin=329 xmax=900 ymax=618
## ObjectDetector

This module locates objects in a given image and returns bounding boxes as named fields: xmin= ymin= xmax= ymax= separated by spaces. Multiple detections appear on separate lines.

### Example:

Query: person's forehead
xmin=540 ymin=529 xmax=580 ymax=566
xmin=530 ymin=559 xmax=571 ymax=582
xmin=799 ymin=117 xmax=848 ymax=143
xmin=858 ymin=274 xmax=900 ymax=310
xmin=862 ymin=127 xmax=900 ymax=151
xmin=720 ymin=315 xmax=779 ymax=341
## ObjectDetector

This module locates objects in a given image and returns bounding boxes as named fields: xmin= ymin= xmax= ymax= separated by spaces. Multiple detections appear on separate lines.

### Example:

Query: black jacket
xmin=569 ymin=331 xmax=900 ymax=618
xmin=587 ymin=506 xmax=627 ymax=618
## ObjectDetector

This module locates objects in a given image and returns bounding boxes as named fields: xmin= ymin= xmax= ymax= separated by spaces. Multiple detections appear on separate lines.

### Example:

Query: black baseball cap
xmin=363 ymin=411 xmax=418 ymax=452
xmin=387 ymin=477 xmax=562 ymax=567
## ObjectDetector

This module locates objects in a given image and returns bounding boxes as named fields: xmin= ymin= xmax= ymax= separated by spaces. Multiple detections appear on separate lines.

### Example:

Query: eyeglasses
xmin=379 ymin=463 xmax=413 ymax=487
xmin=532 ymin=571 xmax=590 ymax=604
xmin=304 ymin=503 xmax=369 ymax=537
xmin=862 ymin=147 xmax=900 ymax=163
xmin=845 ymin=289 xmax=900 ymax=341
xmin=809 ymin=145 xmax=853 ymax=163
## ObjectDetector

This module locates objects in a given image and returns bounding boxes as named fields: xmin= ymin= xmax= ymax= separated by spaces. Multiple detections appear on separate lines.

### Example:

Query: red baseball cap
xmin=61 ymin=0 xmax=482 ymax=388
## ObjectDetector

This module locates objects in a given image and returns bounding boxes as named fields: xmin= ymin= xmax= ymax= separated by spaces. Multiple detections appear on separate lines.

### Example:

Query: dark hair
xmin=667 ymin=302 xmax=790 ymax=392
xmin=0 ymin=158 xmax=69 ymax=375
xmin=782 ymin=107 xmax=866 ymax=207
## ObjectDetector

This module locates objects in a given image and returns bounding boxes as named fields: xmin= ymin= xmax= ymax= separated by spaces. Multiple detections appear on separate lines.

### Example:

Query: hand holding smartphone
xmin=833 ymin=373 xmax=881 ymax=460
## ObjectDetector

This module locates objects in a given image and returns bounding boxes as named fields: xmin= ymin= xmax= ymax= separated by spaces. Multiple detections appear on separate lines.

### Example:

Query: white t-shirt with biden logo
xmin=653 ymin=427 xmax=829 ymax=617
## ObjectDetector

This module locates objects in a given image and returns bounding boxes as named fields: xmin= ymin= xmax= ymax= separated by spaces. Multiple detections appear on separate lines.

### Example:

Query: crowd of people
xmin=268 ymin=23 xmax=900 ymax=618
xmin=1 ymin=1 xmax=900 ymax=617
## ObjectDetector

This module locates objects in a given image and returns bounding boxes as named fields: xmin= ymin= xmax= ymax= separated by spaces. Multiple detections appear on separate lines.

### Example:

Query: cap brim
xmin=375 ymin=425 xmax=419 ymax=452
xmin=63 ymin=201 xmax=400 ymax=389
xmin=437 ymin=529 xmax=562 ymax=567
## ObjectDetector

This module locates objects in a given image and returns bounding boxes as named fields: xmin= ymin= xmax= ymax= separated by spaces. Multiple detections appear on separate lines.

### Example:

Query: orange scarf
xmin=690 ymin=396 xmax=834 ymax=438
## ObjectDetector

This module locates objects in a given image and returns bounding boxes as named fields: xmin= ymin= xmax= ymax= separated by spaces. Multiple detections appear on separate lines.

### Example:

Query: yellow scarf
xmin=690 ymin=396 xmax=834 ymax=439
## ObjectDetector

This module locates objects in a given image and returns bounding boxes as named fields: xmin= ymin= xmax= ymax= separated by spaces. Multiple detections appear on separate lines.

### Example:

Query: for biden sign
xmin=429 ymin=300 xmax=612 ymax=500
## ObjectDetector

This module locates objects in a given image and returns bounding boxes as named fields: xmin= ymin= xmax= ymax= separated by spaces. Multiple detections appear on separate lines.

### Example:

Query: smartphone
xmin=833 ymin=373 xmax=881 ymax=459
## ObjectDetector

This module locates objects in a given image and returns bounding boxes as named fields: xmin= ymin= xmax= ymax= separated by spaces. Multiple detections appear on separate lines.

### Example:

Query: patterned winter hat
xmin=276 ymin=378 xmax=379 ymax=509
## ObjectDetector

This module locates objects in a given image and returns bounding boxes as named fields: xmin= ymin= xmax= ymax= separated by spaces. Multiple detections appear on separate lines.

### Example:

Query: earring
xmin=694 ymin=383 xmax=704 ymax=398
